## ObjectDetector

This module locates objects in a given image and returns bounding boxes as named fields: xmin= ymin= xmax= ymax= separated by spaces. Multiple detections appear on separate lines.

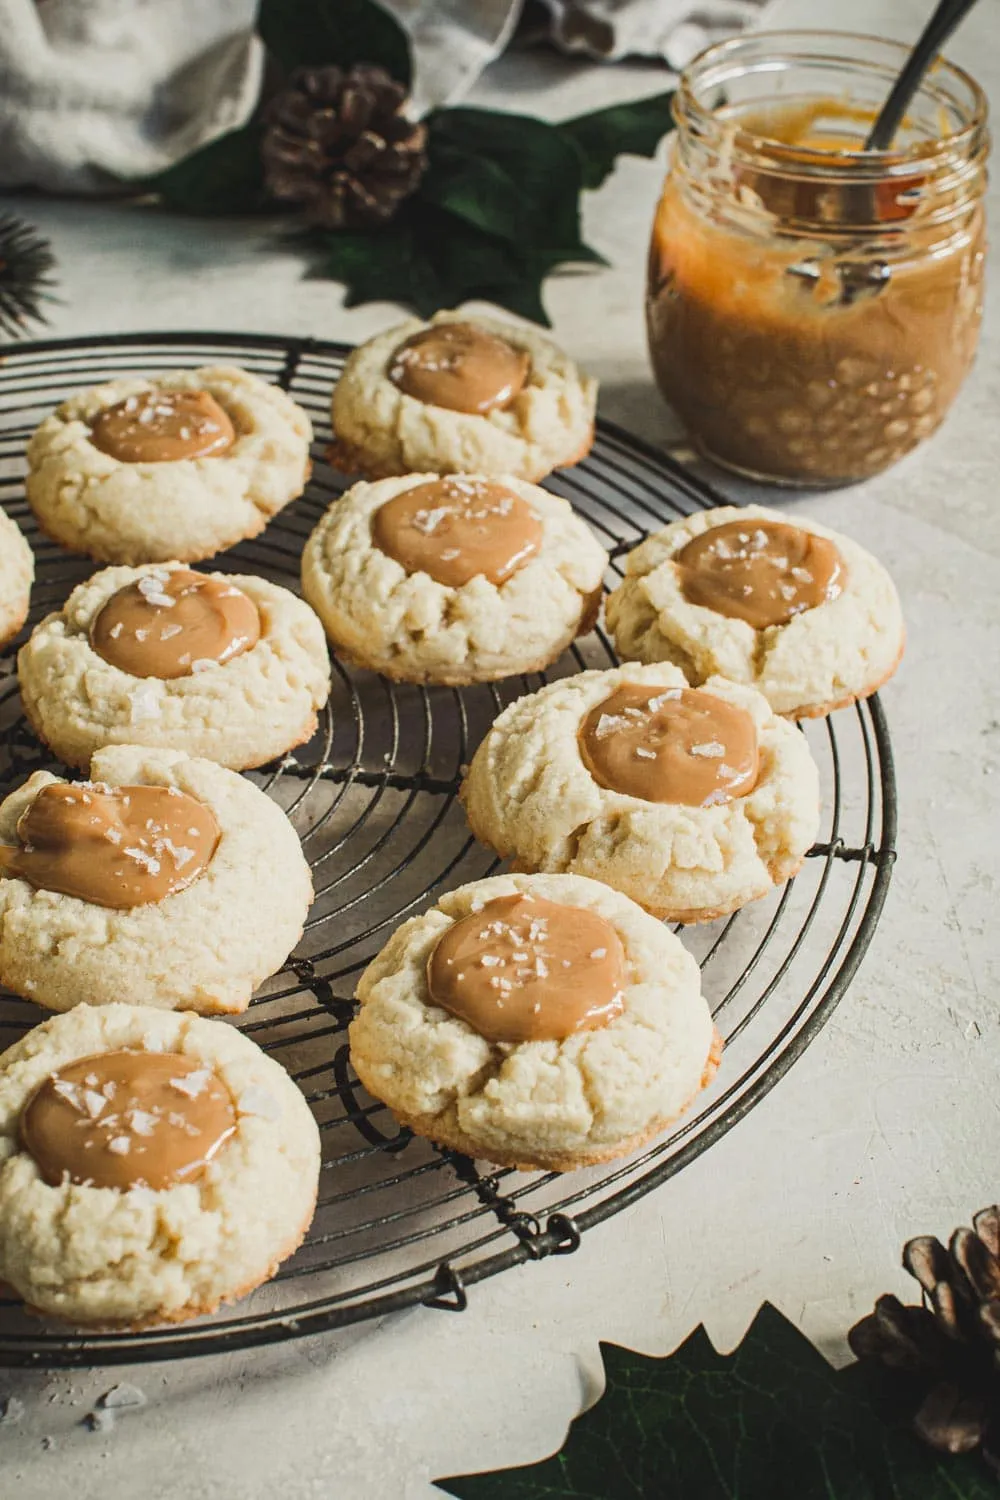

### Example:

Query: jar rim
xmin=676 ymin=29 xmax=989 ymax=175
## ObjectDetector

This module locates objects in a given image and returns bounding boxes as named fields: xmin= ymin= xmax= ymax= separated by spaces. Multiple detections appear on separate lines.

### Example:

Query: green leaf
xmin=258 ymin=0 xmax=411 ymax=86
xmin=311 ymin=202 xmax=564 ymax=324
xmin=437 ymin=1304 xmax=995 ymax=1500
xmin=141 ymin=122 xmax=268 ymax=214
xmin=428 ymin=109 xmax=587 ymax=258
xmin=560 ymin=90 xmax=676 ymax=190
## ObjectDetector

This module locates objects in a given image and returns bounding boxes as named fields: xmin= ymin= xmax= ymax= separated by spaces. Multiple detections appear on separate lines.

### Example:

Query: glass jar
xmin=646 ymin=31 xmax=989 ymax=485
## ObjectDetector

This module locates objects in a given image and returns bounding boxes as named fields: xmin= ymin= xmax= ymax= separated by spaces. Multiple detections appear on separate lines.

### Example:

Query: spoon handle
xmin=865 ymin=0 xmax=980 ymax=150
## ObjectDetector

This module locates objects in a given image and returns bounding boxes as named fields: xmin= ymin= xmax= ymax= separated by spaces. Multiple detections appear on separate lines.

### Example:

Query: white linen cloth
xmin=0 ymin=0 xmax=763 ymax=193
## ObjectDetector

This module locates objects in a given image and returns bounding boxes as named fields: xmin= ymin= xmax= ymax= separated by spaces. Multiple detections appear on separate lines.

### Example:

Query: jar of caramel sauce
xmin=647 ymin=32 xmax=989 ymax=484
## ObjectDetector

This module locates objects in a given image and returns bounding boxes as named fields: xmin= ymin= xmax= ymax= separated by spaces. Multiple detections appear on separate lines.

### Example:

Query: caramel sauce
xmin=372 ymin=476 xmax=542 ymax=587
xmin=20 ymin=1050 xmax=236 ymax=1190
xmin=387 ymin=323 xmax=531 ymax=414
xmin=0 ymin=782 xmax=220 ymax=909
xmin=676 ymin=519 xmax=845 ymax=628
xmin=90 ymin=390 xmax=235 ymax=463
xmin=427 ymin=893 xmax=626 ymax=1043
xmin=578 ymin=684 xmax=759 ymax=806
xmin=91 ymin=570 xmax=261 ymax=680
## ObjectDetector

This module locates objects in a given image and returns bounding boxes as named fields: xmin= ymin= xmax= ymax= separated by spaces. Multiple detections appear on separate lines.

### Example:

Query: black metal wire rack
xmin=0 ymin=332 xmax=897 ymax=1367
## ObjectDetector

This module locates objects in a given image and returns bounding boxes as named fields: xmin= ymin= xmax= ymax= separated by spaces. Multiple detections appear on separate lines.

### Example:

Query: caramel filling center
xmin=372 ymin=477 xmax=542 ymax=588
xmin=20 ymin=1050 xmax=237 ymax=1190
xmin=427 ymin=892 xmax=627 ymax=1044
xmin=90 ymin=389 xmax=236 ymax=463
xmin=676 ymin=520 xmax=845 ymax=630
xmin=578 ymin=684 xmax=759 ymax=806
xmin=0 ymin=782 xmax=220 ymax=909
xmin=90 ymin=569 xmax=261 ymax=680
xmin=387 ymin=322 xmax=531 ymax=414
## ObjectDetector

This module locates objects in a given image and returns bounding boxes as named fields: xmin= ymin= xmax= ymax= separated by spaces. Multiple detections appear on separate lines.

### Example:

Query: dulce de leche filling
xmin=372 ymin=477 xmax=542 ymax=588
xmin=676 ymin=519 xmax=845 ymax=628
xmin=90 ymin=569 xmax=261 ymax=679
xmin=387 ymin=322 xmax=531 ymax=414
xmin=427 ymin=893 xmax=626 ymax=1044
xmin=20 ymin=1050 xmax=237 ymax=1190
xmin=90 ymin=389 xmax=236 ymax=464
xmin=0 ymin=782 xmax=220 ymax=909
xmin=579 ymin=684 xmax=758 ymax=806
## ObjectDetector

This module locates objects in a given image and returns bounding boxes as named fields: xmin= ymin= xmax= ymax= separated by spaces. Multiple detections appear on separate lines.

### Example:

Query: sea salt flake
xmin=647 ymin=690 xmax=681 ymax=711
xmin=169 ymin=1069 xmax=211 ymax=1099
xmin=634 ymin=746 xmax=656 ymax=761
xmin=126 ymin=1109 xmax=158 ymax=1137
xmin=589 ymin=948 xmax=607 ymax=959
xmin=410 ymin=506 xmax=451 ymax=535
xmin=159 ymin=623 xmax=183 ymax=640
xmin=108 ymin=622 xmax=124 ymax=639
xmin=190 ymin=659 xmax=215 ymax=674
xmin=689 ymin=741 xmax=725 ymax=759
xmin=439 ymin=549 xmax=461 ymax=562
xmin=107 ymin=1136 xmax=131 ymax=1155
xmin=123 ymin=846 xmax=161 ymax=875
xmin=479 ymin=955 xmax=502 ymax=968
xmin=594 ymin=712 xmax=632 ymax=739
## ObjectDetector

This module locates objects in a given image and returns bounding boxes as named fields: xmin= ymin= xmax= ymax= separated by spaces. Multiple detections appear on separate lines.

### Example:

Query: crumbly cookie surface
xmin=301 ymin=474 xmax=607 ymax=684
xmin=349 ymin=872 xmax=718 ymax=1170
xmin=461 ymin=662 xmax=820 ymax=922
xmin=26 ymin=366 xmax=313 ymax=565
xmin=0 ymin=745 xmax=312 ymax=1015
xmin=605 ymin=505 xmax=904 ymax=718
xmin=0 ymin=509 xmax=34 ymax=648
xmin=331 ymin=312 xmax=597 ymax=483
xmin=18 ymin=561 xmax=331 ymax=771
xmin=0 ymin=1003 xmax=320 ymax=1327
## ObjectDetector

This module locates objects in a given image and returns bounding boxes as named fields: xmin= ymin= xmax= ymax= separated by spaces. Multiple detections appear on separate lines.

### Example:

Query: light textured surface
xmin=331 ymin=311 xmax=597 ymax=481
xmin=462 ymin=663 xmax=820 ymax=920
xmin=1 ymin=0 xmax=999 ymax=1494
xmin=18 ymin=562 xmax=331 ymax=770
xmin=0 ymin=1003 xmax=320 ymax=1326
xmin=351 ymin=871 xmax=717 ymax=1168
xmin=301 ymin=472 xmax=607 ymax=682
xmin=606 ymin=504 xmax=906 ymax=718
xmin=26 ymin=366 xmax=312 ymax=565
xmin=0 ymin=508 xmax=34 ymax=647
xmin=0 ymin=747 xmax=313 ymax=1015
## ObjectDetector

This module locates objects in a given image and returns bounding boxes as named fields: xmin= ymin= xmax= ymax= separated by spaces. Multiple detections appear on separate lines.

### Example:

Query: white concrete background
xmin=1 ymin=0 xmax=998 ymax=1494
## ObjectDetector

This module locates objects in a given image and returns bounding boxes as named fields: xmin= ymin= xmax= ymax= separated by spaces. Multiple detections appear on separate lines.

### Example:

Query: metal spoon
xmin=865 ymin=0 xmax=980 ymax=151
xmin=791 ymin=0 xmax=980 ymax=304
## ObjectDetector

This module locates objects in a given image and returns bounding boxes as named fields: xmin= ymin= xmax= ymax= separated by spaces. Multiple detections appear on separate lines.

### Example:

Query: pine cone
xmin=262 ymin=65 xmax=427 ymax=230
xmin=849 ymin=1205 xmax=1000 ymax=1469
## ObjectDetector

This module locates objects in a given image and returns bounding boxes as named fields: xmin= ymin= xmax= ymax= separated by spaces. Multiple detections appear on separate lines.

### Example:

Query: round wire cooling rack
xmin=0 ymin=331 xmax=897 ymax=1367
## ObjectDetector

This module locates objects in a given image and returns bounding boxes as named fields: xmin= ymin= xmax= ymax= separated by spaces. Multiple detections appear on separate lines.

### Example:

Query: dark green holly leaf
xmin=437 ymin=1304 xmax=995 ymax=1499
xmin=258 ymin=0 xmax=411 ymax=86
xmin=142 ymin=122 xmax=268 ymax=214
xmin=428 ymin=109 xmax=587 ymax=259
xmin=560 ymin=89 xmax=676 ymax=190
xmin=420 ymin=144 xmax=524 ymax=245
xmin=305 ymin=197 xmax=600 ymax=325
